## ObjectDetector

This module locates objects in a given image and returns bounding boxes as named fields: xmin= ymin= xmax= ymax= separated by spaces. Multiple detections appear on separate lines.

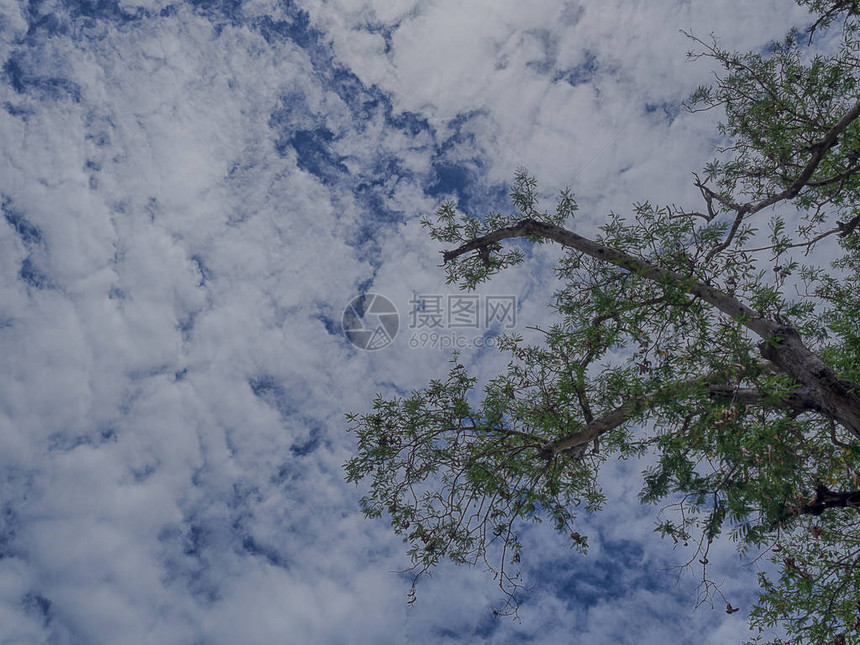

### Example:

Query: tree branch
xmin=443 ymin=219 xmax=775 ymax=338
xmin=801 ymin=483 xmax=860 ymax=516
xmin=806 ymin=0 xmax=860 ymax=44
xmin=743 ymin=100 xmax=860 ymax=215
xmin=706 ymin=384 xmax=823 ymax=412
xmin=742 ymin=225 xmax=842 ymax=254
xmin=700 ymin=100 xmax=860 ymax=258
xmin=708 ymin=102 xmax=860 ymax=219
xmin=837 ymin=213 xmax=860 ymax=237
xmin=539 ymin=378 xmax=823 ymax=459
xmin=539 ymin=399 xmax=637 ymax=458
xmin=443 ymin=219 xmax=860 ymax=435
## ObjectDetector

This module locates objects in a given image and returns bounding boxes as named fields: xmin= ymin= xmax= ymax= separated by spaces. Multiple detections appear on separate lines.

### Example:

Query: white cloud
xmin=0 ymin=0 xmax=826 ymax=642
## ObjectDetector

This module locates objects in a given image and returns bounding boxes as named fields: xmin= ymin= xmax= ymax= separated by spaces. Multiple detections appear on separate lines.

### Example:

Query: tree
xmin=345 ymin=2 xmax=860 ymax=642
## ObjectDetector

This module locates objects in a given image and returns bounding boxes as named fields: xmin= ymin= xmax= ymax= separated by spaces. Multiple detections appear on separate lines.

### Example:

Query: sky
xmin=0 ymin=0 xmax=820 ymax=643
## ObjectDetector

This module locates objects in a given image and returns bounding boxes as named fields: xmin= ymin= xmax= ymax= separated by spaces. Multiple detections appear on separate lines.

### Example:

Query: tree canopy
xmin=346 ymin=2 xmax=860 ymax=642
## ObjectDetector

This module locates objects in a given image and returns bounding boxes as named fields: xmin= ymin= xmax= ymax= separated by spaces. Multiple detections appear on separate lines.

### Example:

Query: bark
xmin=540 ymin=379 xmax=826 ymax=458
xmin=707 ymin=383 xmax=823 ymax=411
xmin=539 ymin=400 xmax=635 ymax=458
xmin=759 ymin=326 xmax=860 ymax=437
xmin=444 ymin=218 xmax=860 ymax=436
xmin=801 ymin=483 xmax=860 ymax=516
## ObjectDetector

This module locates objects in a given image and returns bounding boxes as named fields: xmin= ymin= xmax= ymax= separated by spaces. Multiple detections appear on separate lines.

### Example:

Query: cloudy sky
xmin=0 ymin=0 xmax=819 ymax=643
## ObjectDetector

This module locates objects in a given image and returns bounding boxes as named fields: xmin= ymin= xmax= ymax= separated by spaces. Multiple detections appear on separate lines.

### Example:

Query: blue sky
xmin=0 ymin=0 xmax=817 ymax=642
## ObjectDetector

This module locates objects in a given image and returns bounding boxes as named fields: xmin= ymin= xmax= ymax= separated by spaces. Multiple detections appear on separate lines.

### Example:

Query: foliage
xmin=346 ymin=2 xmax=860 ymax=641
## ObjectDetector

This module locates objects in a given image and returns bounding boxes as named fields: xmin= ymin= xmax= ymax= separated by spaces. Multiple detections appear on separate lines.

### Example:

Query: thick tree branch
xmin=539 ymin=400 xmax=637 ymax=458
xmin=444 ymin=219 xmax=775 ymax=338
xmin=801 ymin=483 xmax=860 ymax=516
xmin=706 ymin=384 xmax=823 ymax=412
xmin=539 ymin=378 xmax=823 ymax=459
xmin=758 ymin=326 xmax=860 ymax=437
xmin=443 ymin=219 xmax=860 ymax=435
xmin=837 ymin=212 xmax=860 ymax=237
